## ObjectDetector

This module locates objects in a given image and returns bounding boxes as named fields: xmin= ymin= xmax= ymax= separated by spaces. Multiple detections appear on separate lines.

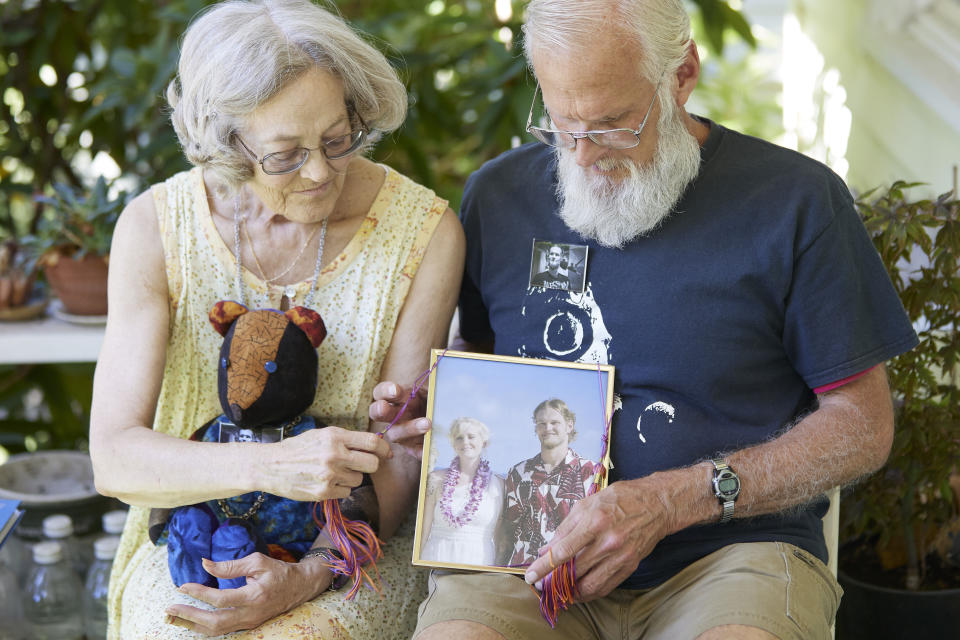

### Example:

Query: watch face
xmin=718 ymin=477 xmax=738 ymax=493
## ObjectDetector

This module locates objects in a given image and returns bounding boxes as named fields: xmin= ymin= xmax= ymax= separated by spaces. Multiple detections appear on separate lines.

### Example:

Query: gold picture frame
xmin=412 ymin=349 xmax=615 ymax=574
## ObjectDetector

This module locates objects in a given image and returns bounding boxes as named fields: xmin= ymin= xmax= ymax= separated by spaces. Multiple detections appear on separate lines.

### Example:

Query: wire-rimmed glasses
xmin=236 ymin=111 xmax=369 ymax=175
xmin=525 ymin=76 xmax=662 ymax=150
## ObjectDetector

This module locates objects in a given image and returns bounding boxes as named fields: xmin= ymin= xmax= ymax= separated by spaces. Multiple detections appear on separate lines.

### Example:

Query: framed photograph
xmin=412 ymin=349 xmax=615 ymax=573
xmin=528 ymin=239 xmax=589 ymax=293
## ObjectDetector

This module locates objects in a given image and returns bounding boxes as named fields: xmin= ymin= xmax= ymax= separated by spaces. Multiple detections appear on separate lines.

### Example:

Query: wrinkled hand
xmin=165 ymin=553 xmax=329 ymax=636
xmin=265 ymin=426 xmax=393 ymax=501
xmin=524 ymin=480 xmax=673 ymax=602
xmin=368 ymin=381 xmax=430 ymax=459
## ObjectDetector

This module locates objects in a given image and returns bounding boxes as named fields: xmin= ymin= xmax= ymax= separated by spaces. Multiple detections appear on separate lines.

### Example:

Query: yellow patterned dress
xmin=108 ymin=166 xmax=446 ymax=639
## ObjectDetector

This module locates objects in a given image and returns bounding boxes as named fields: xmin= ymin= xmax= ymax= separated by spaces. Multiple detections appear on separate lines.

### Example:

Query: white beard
xmin=554 ymin=100 xmax=702 ymax=248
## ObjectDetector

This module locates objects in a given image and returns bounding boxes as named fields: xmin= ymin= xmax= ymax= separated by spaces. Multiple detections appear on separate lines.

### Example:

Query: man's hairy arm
xmin=526 ymin=364 xmax=894 ymax=597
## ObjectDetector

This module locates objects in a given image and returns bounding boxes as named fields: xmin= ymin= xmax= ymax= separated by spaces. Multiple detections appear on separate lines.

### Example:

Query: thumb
xmin=201 ymin=556 xmax=254 ymax=580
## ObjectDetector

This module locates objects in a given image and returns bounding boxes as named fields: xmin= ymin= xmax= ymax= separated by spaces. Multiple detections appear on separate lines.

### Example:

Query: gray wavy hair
xmin=522 ymin=0 xmax=691 ymax=93
xmin=166 ymin=0 xmax=407 ymax=193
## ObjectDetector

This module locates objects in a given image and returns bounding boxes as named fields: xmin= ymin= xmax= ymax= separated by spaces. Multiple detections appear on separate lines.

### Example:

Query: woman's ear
xmin=209 ymin=300 xmax=249 ymax=336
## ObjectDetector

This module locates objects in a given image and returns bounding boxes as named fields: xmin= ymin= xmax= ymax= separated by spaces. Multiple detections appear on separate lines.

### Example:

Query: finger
xmin=343 ymin=430 xmax=393 ymax=459
xmin=371 ymin=381 xmax=406 ymax=404
xmin=369 ymin=397 xmax=404 ymax=423
xmin=165 ymin=606 xmax=246 ymax=637
xmin=524 ymin=521 xmax=591 ymax=584
xmin=381 ymin=418 xmax=431 ymax=444
xmin=574 ymin=554 xmax=638 ymax=601
xmin=335 ymin=469 xmax=364 ymax=489
xmin=177 ymin=580 xmax=253 ymax=608
xmin=200 ymin=554 xmax=260 ymax=581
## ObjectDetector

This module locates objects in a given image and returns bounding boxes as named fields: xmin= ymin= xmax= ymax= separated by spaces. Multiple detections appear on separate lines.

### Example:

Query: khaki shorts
xmin=414 ymin=542 xmax=842 ymax=640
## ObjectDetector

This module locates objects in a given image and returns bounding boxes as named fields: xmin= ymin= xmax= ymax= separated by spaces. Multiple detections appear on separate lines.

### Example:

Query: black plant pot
xmin=837 ymin=569 xmax=960 ymax=639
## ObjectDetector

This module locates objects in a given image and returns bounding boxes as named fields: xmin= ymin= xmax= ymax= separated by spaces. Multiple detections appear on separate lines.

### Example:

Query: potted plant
xmin=32 ymin=177 xmax=125 ymax=317
xmin=837 ymin=181 xmax=960 ymax=638
xmin=0 ymin=239 xmax=42 ymax=320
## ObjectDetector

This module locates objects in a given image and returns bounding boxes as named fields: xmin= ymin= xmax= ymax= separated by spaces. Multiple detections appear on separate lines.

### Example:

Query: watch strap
xmin=711 ymin=458 xmax=739 ymax=525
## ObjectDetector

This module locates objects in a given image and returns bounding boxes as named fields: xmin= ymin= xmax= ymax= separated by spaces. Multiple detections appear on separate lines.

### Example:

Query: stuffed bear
xmin=152 ymin=300 xmax=379 ymax=589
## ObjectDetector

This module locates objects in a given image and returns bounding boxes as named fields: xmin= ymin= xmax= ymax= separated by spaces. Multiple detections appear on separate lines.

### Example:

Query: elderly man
xmin=374 ymin=1 xmax=916 ymax=638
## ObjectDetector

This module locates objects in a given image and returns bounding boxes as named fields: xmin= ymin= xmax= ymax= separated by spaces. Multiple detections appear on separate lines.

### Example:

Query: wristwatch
xmin=710 ymin=458 xmax=740 ymax=524
xmin=300 ymin=547 xmax=349 ymax=591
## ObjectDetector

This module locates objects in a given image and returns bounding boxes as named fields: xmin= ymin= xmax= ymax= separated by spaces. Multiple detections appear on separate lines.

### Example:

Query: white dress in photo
xmin=421 ymin=475 xmax=504 ymax=566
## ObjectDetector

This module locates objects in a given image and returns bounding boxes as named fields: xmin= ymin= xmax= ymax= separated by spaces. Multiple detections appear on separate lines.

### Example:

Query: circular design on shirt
xmin=542 ymin=308 xmax=592 ymax=359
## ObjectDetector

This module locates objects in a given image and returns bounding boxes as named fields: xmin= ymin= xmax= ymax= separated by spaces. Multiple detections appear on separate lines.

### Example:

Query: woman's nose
xmin=298 ymin=150 xmax=336 ymax=182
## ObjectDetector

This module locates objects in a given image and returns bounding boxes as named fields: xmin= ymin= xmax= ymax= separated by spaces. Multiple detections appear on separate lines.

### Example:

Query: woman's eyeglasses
xmin=236 ymin=111 xmax=369 ymax=175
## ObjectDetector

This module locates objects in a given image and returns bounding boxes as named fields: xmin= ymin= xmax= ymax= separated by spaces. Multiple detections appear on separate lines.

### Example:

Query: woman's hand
xmin=260 ymin=426 xmax=393 ymax=501
xmin=368 ymin=381 xmax=431 ymax=459
xmin=165 ymin=553 xmax=330 ymax=636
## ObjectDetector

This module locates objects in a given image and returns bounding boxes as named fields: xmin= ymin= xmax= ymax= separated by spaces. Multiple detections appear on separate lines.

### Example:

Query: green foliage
xmin=33 ymin=176 xmax=126 ymax=260
xmin=0 ymin=363 xmax=95 ymax=454
xmin=842 ymin=182 xmax=960 ymax=590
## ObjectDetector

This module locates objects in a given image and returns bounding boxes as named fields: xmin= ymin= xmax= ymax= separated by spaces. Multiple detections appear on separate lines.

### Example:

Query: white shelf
xmin=0 ymin=314 xmax=104 ymax=364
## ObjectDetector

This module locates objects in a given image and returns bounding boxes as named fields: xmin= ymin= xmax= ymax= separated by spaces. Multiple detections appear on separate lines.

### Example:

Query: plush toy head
xmin=209 ymin=301 xmax=327 ymax=428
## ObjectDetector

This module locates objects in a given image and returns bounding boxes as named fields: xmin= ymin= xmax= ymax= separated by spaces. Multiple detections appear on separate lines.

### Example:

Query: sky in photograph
xmin=426 ymin=354 xmax=612 ymax=477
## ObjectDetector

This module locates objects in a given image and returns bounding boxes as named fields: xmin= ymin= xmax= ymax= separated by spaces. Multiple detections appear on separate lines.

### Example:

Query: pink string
xmin=538 ymin=363 xmax=614 ymax=627
xmin=377 ymin=348 xmax=447 ymax=437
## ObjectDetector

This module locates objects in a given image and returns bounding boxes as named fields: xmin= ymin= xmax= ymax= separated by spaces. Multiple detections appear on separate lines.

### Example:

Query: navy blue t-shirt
xmin=458 ymin=121 xmax=918 ymax=588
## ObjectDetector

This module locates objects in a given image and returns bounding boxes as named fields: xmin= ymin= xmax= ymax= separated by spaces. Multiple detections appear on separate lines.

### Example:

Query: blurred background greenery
xmin=0 ymin=0 xmax=768 ymax=454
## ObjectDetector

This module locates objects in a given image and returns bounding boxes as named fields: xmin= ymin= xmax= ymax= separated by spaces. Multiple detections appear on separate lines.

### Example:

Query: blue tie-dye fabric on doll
xmin=161 ymin=414 xmax=322 ymax=588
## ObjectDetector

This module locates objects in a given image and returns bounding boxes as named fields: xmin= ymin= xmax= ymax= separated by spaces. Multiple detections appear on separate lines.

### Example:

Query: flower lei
xmin=439 ymin=456 xmax=491 ymax=527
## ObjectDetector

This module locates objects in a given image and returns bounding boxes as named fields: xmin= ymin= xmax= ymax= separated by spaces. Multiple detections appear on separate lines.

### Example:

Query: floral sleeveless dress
xmin=107 ymin=166 xmax=446 ymax=639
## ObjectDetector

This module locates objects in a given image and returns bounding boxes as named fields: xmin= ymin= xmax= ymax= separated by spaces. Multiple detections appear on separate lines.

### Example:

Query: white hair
xmin=167 ymin=0 xmax=407 ymax=193
xmin=522 ymin=0 xmax=692 ymax=88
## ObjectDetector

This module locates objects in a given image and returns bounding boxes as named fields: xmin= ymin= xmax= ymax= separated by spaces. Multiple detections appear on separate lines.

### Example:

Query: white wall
xmin=792 ymin=0 xmax=960 ymax=196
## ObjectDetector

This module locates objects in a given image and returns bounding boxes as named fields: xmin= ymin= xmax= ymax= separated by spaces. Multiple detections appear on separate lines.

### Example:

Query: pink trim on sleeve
xmin=813 ymin=365 xmax=877 ymax=394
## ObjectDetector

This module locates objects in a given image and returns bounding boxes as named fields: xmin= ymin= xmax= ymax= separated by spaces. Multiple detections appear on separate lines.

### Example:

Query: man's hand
xmin=524 ymin=479 xmax=675 ymax=601
xmin=165 ymin=553 xmax=329 ymax=636
xmin=369 ymin=381 xmax=430 ymax=459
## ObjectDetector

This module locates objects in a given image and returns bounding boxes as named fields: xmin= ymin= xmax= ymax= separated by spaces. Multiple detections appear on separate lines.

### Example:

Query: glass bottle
xmin=42 ymin=514 xmax=86 ymax=578
xmin=0 ymin=557 xmax=24 ymax=640
xmin=101 ymin=509 xmax=128 ymax=537
xmin=83 ymin=536 xmax=118 ymax=640
xmin=22 ymin=541 xmax=83 ymax=640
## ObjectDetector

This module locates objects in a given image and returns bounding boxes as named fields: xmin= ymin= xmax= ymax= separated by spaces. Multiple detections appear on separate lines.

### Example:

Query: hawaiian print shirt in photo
xmin=502 ymin=448 xmax=595 ymax=566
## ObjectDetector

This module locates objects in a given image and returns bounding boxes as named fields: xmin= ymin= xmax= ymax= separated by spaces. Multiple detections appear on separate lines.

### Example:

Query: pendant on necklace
xmin=284 ymin=285 xmax=297 ymax=304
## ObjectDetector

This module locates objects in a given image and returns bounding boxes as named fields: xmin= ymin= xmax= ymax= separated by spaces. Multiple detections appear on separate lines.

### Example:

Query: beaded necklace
xmin=439 ymin=457 xmax=491 ymax=527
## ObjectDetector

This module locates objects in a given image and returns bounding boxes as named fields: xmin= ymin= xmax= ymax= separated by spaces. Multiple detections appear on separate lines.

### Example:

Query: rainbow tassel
xmin=538 ymin=555 xmax=580 ymax=628
xmin=312 ymin=500 xmax=383 ymax=599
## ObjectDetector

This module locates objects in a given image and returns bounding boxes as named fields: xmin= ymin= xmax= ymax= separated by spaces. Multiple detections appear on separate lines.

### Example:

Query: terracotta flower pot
xmin=44 ymin=253 xmax=109 ymax=316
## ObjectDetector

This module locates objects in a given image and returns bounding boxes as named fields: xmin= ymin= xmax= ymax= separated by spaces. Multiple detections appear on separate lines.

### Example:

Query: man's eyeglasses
xmin=236 ymin=112 xmax=369 ymax=175
xmin=525 ymin=76 xmax=662 ymax=150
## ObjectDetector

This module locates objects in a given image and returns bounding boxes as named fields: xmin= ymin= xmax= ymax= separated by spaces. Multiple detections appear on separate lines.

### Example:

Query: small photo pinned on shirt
xmin=528 ymin=239 xmax=588 ymax=293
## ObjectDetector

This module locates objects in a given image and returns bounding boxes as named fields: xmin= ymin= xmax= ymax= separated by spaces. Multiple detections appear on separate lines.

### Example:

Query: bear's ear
xmin=209 ymin=300 xmax=249 ymax=336
xmin=285 ymin=306 xmax=327 ymax=348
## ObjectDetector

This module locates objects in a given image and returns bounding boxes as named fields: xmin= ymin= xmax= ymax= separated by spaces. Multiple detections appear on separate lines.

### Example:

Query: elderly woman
xmin=419 ymin=418 xmax=504 ymax=566
xmin=88 ymin=0 xmax=463 ymax=638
